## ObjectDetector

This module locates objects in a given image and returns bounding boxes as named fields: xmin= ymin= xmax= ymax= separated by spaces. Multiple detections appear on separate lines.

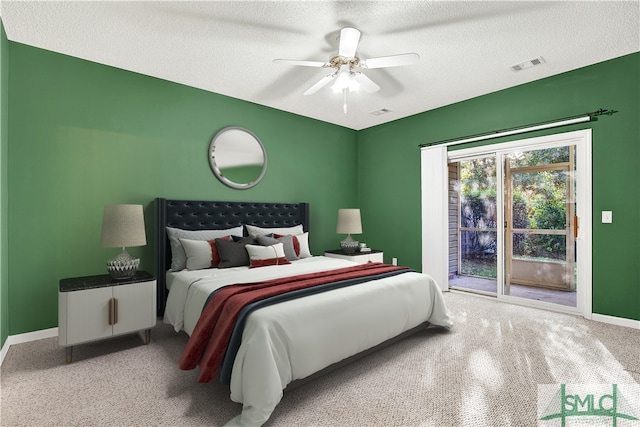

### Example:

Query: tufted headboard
xmin=154 ymin=198 xmax=309 ymax=315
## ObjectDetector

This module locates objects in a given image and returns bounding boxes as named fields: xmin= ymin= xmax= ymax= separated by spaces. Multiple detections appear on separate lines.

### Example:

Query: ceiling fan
xmin=274 ymin=27 xmax=419 ymax=113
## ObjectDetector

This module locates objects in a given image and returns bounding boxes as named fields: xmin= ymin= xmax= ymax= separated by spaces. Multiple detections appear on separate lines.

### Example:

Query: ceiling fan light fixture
xmin=331 ymin=70 xmax=359 ymax=93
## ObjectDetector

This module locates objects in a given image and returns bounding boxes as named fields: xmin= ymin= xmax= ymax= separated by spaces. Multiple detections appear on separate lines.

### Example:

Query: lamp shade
xmin=336 ymin=209 xmax=362 ymax=235
xmin=100 ymin=204 xmax=147 ymax=248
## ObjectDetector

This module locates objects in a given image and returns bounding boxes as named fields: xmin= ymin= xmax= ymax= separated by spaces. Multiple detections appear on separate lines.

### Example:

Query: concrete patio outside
xmin=448 ymin=275 xmax=577 ymax=307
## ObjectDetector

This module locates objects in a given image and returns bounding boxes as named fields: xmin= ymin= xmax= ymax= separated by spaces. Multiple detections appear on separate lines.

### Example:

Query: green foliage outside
xmin=461 ymin=256 xmax=497 ymax=278
xmin=459 ymin=147 xmax=571 ymax=278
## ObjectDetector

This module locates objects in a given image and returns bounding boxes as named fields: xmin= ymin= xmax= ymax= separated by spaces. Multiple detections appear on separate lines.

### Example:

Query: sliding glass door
xmin=436 ymin=130 xmax=592 ymax=316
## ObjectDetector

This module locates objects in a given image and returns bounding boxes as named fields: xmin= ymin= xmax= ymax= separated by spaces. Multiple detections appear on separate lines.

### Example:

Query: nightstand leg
xmin=65 ymin=346 xmax=73 ymax=364
xmin=144 ymin=329 xmax=151 ymax=345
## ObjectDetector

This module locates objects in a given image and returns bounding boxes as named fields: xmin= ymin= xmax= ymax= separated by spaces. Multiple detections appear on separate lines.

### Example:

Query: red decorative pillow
xmin=245 ymin=243 xmax=291 ymax=268
xmin=208 ymin=236 xmax=231 ymax=267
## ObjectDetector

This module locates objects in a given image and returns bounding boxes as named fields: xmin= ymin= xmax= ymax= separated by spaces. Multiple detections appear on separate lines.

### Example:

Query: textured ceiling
xmin=1 ymin=1 xmax=639 ymax=130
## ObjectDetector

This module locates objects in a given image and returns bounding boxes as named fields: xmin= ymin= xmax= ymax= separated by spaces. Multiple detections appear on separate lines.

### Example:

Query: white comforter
xmin=164 ymin=256 xmax=452 ymax=426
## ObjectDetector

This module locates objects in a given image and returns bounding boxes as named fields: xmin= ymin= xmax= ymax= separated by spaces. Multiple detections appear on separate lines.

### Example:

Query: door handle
xmin=574 ymin=215 xmax=579 ymax=238
xmin=108 ymin=298 xmax=114 ymax=325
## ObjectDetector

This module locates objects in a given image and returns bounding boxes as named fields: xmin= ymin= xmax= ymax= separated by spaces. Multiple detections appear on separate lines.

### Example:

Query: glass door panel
xmin=448 ymin=156 xmax=498 ymax=295
xmin=504 ymin=146 xmax=576 ymax=306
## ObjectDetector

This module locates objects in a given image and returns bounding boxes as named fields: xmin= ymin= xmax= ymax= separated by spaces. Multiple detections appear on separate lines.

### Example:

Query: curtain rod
xmin=419 ymin=108 xmax=617 ymax=148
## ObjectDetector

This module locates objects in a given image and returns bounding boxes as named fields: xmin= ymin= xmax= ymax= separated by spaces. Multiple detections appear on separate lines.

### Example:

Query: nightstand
xmin=324 ymin=249 xmax=384 ymax=264
xmin=58 ymin=271 xmax=156 ymax=363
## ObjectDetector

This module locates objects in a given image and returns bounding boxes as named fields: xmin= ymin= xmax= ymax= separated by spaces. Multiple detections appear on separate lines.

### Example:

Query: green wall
xmin=3 ymin=40 xmax=638 ymax=339
xmin=1 ymin=20 xmax=9 ymax=347
xmin=358 ymin=52 xmax=640 ymax=321
xmin=6 ymin=42 xmax=357 ymax=335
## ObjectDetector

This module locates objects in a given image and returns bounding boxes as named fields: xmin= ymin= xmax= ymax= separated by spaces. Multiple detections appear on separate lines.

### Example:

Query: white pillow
xmin=179 ymin=238 xmax=212 ymax=270
xmin=244 ymin=224 xmax=304 ymax=237
xmin=166 ymin=226 xmax=243 ymax=271
xmin=295 ymin=232 xmax=312 ymax=258
xmin=257 ymin=234 xmax=299 ymax=261
xmin=245 ymin=243 xmax=291 ymax=268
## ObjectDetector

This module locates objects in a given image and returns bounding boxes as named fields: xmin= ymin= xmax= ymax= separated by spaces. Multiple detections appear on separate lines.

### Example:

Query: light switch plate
xmin=602 ymin=211 xmax=613 ymax=223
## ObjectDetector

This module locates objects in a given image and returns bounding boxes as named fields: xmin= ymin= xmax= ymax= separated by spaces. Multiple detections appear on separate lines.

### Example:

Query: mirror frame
xmin=208 ymin=126 xmax=268 ymax=190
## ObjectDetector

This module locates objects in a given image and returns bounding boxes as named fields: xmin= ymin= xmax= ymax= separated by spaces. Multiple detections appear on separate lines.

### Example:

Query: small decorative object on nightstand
xmin=324 ymin=249 xmax=383 ymax=264
xmin=58 ymin=271 xmax=156 ymax=363
xmin=336 ymin=208 xmax=362 ymax=254
xmin=100 ymin=204 xmax=147 ymax=280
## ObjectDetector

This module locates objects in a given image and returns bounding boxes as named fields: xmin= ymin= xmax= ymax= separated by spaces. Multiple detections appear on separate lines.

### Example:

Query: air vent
xmin=510 ymin=57 xmax=546 ymax=72
xmin=370 ymin=108 xmax=391 ymax=116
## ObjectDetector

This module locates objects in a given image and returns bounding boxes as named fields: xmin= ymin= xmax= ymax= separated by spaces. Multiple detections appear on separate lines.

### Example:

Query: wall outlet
xmin=602 ymin=211 xmax=613 ymax=223
xmin=392 ymin=257 xmax=398 ymax=266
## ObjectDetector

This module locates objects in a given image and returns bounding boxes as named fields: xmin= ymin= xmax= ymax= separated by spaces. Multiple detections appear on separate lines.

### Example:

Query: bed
xmin=155 ymin=198 xmax=452 ymax=427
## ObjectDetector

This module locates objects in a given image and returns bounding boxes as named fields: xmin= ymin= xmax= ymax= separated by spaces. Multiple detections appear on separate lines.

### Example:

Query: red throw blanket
xmin=179 ymin=262 xmax=409 ymax=383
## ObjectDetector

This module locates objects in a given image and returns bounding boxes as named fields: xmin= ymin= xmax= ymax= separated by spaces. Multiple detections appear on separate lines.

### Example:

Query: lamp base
xmin=340 ymin=234 xmax=359 ymax=254
xmin=107 ymin=248 xmax=139 ymax=280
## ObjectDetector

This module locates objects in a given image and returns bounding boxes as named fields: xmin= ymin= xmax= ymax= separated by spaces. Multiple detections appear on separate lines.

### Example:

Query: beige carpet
xmin=1 ymin=292 xmax=638 ymax=426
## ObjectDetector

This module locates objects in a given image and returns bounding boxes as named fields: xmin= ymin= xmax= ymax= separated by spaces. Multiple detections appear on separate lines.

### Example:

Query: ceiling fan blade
xmin=338 ymin=27 xmax=361 ymax=58
xmin=273 ymin=59 xmax=327 ymax=67
xmin=352 ymin=73 xmax=380 ymax=94
xmin=363 ymin=53 xmax=420 ymax=69
xmin=303 ymin=74 xmax=336 ymax=95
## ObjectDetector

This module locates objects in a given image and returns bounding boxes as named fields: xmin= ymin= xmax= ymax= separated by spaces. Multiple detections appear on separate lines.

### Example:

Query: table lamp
xmin=100 ymin=204 xmax=147 ymax=279
xmin=336 ymin=208 xmax=362 ymax=254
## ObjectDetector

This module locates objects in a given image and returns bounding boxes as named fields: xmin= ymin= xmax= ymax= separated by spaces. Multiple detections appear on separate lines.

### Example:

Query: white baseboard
xmin=592 ymin=313 xmax=640 ymax=330
xmin=0 ymin=327 xmax=58 ymax=366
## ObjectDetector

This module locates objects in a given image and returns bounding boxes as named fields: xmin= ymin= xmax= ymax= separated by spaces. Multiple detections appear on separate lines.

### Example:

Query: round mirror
xmin=208 ymin=127 xmax=267 ymax=190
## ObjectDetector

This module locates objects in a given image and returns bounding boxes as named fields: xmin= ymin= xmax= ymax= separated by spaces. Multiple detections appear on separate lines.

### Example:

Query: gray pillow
xmin=245 ymin=224 xmax=304 ymax=237
xmin=257 ymin=234 xmax=299 ymax=261
xmin=166 ymin=226 xmax=243 ymax=271
xmin=216 ymin=236 xmax=254 ymax=268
